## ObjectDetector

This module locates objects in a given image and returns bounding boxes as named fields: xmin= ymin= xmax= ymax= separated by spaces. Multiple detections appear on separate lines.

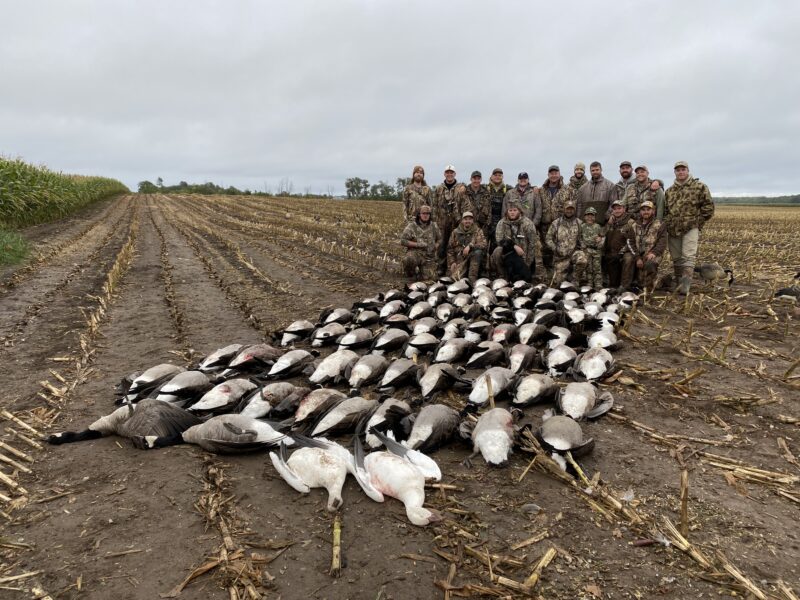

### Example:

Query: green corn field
xmin=0 ymin=157 xmax=128 ymax=228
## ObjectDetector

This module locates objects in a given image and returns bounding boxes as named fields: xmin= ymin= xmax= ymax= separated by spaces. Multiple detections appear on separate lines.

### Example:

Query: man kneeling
xmin=447 ymin=211 xmax=486 ymax=282
xmin=621 ymin=200 xmax=666 ymax=293
xmin=400 ymin=205 xmax=441 ymax=280
xmin=491 ymin=201 xmax=537 ymax=282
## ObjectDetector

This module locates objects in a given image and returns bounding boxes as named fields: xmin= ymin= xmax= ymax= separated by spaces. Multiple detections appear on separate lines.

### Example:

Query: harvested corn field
xmin=0 ymin=194 xmax=798 ymax=599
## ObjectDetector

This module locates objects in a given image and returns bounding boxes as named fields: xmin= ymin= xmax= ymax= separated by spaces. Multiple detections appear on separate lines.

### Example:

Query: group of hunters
xmin=399 ymin=161 xmax=714 ymax=295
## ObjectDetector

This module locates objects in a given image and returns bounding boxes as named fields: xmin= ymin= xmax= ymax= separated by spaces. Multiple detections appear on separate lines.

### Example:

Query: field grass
xmin=0 ymin=156 xmax=128 ymax=228
xmin=0 ymin=227 xmax=28 ymax=265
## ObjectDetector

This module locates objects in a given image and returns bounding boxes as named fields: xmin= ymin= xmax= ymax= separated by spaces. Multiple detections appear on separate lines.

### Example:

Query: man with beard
xmin=400 ymin=205 xmax=440 ymax=280
xmin=610 ymin=161 xmax=636 ymax=208
xmin=463 ymin=170 xmax=491 ymax=235
xmin=502 ymin=172 xmax=540 ymax=228
xmin=577 ymin=161 xmax=614 ymax=225
xmin=603 ymin=199 xmax=632 ymax=288
xmin=620 ymin=200 xmax=667 ymax=294
xmin=402 ymin=165 xmax=432 ymax=222
xmin=623 ymin=165 xmax=665 ymax=219
xmin=491 ymin=201 xmax=538 ymax=281
xmin=486 ymin=168 xmax=510 ymax=256
xmin=432 ymin=165 xmax=469 ymax=276
xmin=665 ymin=161 xmax=714 ymax=295
xmin=569 ymin=162 xmax=588 ymax=195
xmin=447 ymin=211 xmax=487 ymax=283
xmin=546 ymin=200 xmax=587 ymax=286
xmin=535 ymin=165 xmax=572 ymax=273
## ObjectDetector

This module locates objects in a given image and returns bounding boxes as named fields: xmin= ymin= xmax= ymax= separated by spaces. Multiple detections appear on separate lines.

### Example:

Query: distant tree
xmin=156 ymin=177 xmax=164 ymax=188
xmin=138 ymin=180 xmax=158 ymax=194
xmin=370 ymin=180 xmax=396 ymax=200
xmin=396 ymin=177 xmax=412 ymax=195
xmin=345 ymin=177 xmax=370 ymax=199
xmin=179 ymin=181 xmax=189 ymax=188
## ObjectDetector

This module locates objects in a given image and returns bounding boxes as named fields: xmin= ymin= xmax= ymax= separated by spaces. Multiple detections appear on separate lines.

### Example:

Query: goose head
xmin=406 ymin=506 xmax=443 ymax=527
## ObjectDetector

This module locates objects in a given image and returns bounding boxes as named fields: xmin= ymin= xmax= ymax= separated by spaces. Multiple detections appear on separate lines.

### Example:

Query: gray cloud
xmin=1 ymin=0 xmax=798 ymax=195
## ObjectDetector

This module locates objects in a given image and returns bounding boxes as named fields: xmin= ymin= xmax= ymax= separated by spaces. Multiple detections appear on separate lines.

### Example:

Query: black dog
xmin=499 ymin=239 xmax=531 ymax=282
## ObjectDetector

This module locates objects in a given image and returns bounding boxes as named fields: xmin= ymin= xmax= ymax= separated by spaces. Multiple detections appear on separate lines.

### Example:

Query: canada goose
xmin=432 ymin=337 xmax=473 ymax=363
xmin=279 ymin=320 xmax=315 ymax=347
xmin=124 ymin=364 xmax=186 ymax=403
xmin=347 ymin=354 xmax=389 ymax=391
xmin=307 ymin=349 xmax=359 ymax=385
xmin=556 ymin=382 xmax=614 ymax=420
xmin=336 ymin=328 xmax=374 ymax=351
xmin=571 ymin=347 xmax=616 ymax=381
xmin=464 ymin=407 xmax=517 ymax=468
xmin=417 ymin=363 xmax=471 ymax=399
xmin=536 ymin=414 xmax=595 ymax=457
xmin=545 ymin=344 xmax=577 ymax=376
xmin=468 ymin=367 xmax=516 ymax=407
xmin=132 ymin=414 xmax=288 ymax=453
xmin=401 ymin=404 xmax=460 ymax=453
xmin=198 ymin=344 xmax=244 ymax=373
xmin=152 ymin=370 xmax=212 ymax=405
xmin=48 ymin=398 xmax=200 ymax=445
xmin=308 ymin=396 xmax=378 ymax=438
xmin=363 ymin=398 xmax=412 ymax=449
xmin=403 ymin=333 xmax=439 ymax=360
xmin=694 ymin=263 xmax=734 ymax=286
xmin=465 ymin=341 xmax=506 ymax=370
xmin=507 ymin=343 xmax=537 ymax=374
xmin=267 ymin=349 xmax=316 ymax=378
xmin=775 ymin=272 xmax=800 ymax=301
xmin=187 ymin=378 xmax=258 ymax=414
xmin=378 ymin=358 xmax=419 ymax=391
xmin=319 ymin=307 xmax=353 ymax=326
xmin=219 ymin=343 xmax=284 ymax=379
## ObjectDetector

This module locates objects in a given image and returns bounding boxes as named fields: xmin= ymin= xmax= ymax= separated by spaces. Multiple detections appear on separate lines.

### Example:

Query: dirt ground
xmin=0 ymin=194 xmax=798 ymax=599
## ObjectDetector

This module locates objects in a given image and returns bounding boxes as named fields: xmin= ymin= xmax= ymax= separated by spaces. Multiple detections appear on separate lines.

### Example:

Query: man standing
xmin=486 ymin=167 xmax=510 ymax=262
xmin=664 ymin=161 xmax=714 ymax=294
xmin=463 ymin=170 xmax=492 ymax=235
xmin=546 ymin=200 xmax=587 ymax=286
xmin=576 ymin=161 xmax=614 ymax=225
xmin=502 ymin=172 xmax=540 ymax=228
xmin=620 ymin=200 xmax=667 ymax=294
xmin=535 ymin=165 xmax=572 ymax=273
xmin=400 ymin=205 xmax=441 ymax=280
xmin=569 ymin=163 xmax=588 ymax=195
xmin=491 ymin=201 xmax=538 ymax=281
xmin=604 ymin=199 xmax=633 ymax=289
xmin=447 ymin=211 xmax=487 ymax=282
xmin=402 ymin=165 xmax=432 ymax=222
xmin=610 ymin=161 xmax=636 ymax=207
xmin=623 ymin=166 xmax=665 ymax=219
xmin=432 ymin=165 xmax=469 ymax=276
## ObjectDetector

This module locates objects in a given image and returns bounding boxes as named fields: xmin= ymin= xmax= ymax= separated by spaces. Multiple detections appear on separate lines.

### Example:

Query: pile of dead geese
xmin=49 ymin=277 xmax=633 ymax=526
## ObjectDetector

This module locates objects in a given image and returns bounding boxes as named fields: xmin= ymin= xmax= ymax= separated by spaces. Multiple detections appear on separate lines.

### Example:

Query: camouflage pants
xmin=538 ymin=223 xmax=553 ymax=270
xmin=551 ymin=251 xmax=587 ymax=286
xmin=621 ymin=254 xmax=661 ymax=292
xmin=449 ymin=249 xmax=484 ymax=282
xmin=584 ymin=249 xmax=603 ymax=289
xmin=436 ymin=218 xmax=457 ymax=276
xmin=403 ymin=250 xmax=436 ymax=280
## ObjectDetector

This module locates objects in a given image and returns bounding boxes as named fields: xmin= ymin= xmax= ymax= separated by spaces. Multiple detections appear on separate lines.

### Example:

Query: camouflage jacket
xmin=622 ymin=218 xmax=667 ymax=258
xmin=502 ymin=185 xmax=541 ymax=228
xmin=603 ymin=212 xmax=633 ymax=256
xmin=623 ymin=180 xmax=665 ymax=220
xmin=487 ymin=183 xmax=511 ymax=228
xmin=432 ymin=181 xmax=469 ymax=226
xmin=402 ymin=184 xmax=433 ymax=221
xmin=579 ymin=222 xmax=605 ymax=253
xmin=536 ymin=178 xmax=575 ymax=226
xmin=463 ymin=183 xmax=492 ymax=229
xmin=400 ymin=220 xmax=441 ymax=255
xmin=495 ymin=216 xmax=538 ymax=265
xmin=546 ymin=215 xmax=583 ymax=259
xmin=447 ymin=223 xmax=487 ymax=265
xmin=664 ymin=176 xmax=714 ymax=236
xmin=610 ymin=177 xmax=636 ymax=206
xmin=576 ymin=177 xmax=614 ymax=224
xmin=568 ymin=174 xmax=588 ymax=193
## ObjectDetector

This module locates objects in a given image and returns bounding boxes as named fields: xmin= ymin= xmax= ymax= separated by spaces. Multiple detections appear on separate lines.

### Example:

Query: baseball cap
xmin=611 ymin=199 xmax=625 ymax=207
xmin=564 ymin=200 xmax=576 ymax=208
xmin=574 ymin=162 xmax=586 ymax=171
xmin=585 ymin=207 xmax=597 ymax=215
xmin=619 ymin=161 xmax=632 ymax=168
xmin=445 ymin=165 xmax=456 ymax=172
xmin=518 ymin=172 xmax=529 ymax=180
xmin=634 ymin=165 xmax=648 ymax=172
xmin=492 ymin=168 xmax=503 ymax=175
xmin=674 ymin=161 xmax=689 ymax=169
xmin=471 ymin=170 xmax=481 ymax=178
xmin=548 ymin=165 xmax=560 ymax=172
xmin=640 ymin=200 xmax=655 ymax=209
xmin=462 ymin=211 xmax=474 ymax=219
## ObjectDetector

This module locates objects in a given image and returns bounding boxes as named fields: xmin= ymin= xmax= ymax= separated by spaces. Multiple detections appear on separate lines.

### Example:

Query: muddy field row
xmin=0 ymin=194 xmax=797 ymax=599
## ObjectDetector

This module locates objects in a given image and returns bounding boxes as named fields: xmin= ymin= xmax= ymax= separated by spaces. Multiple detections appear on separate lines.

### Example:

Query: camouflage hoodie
xmin=400 ymin=219 xmax=441 ymax=255
xmin=402 ymin=183 xmax=433 ymax=222
xmin=546 ymin=214 xmax=583 ymax=259
xmin=579 ymin=222 xmax=605 ymax=253
xmin=569 ymin=174 xmax=588 ymax=193
xmin=664 ymin=176 xmax=714 ymax=236
xmin=502 ymin=185 xmax=541 ymax=228
xmin=623 ymin=180 xmax=665 ymax=220
xmin=622 ymin=217 xmax=667 ymax=258
xmin=495 ymin=214 xmax=538 ymax=265
xmin=447 ymin=222 xmax=487 ymax=266
xmin=432 ymin=181 xmax=469 ymax=227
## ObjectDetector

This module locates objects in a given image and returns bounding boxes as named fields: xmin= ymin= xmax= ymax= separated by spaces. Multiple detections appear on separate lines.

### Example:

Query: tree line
xmin=137 ymin=178 xmax=335 ymax=198
xmin=345 ymin=177 xmax=410 ymax=200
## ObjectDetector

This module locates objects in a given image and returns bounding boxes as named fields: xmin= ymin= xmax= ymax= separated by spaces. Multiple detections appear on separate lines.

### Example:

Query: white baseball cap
xmin=444 ymin=165 xmax=456 ymax=172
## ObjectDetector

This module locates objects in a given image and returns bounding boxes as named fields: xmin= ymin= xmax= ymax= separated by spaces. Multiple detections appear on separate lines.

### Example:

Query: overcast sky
xmin=2 ymin=1 xmax=799 ymax=196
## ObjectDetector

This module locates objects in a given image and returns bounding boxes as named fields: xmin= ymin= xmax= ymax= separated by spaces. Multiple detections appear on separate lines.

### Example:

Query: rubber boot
xmin=672 ymin=265 xmax=682 ymax=292
xmin=678 ymin=266 xmax=693 ymax=296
